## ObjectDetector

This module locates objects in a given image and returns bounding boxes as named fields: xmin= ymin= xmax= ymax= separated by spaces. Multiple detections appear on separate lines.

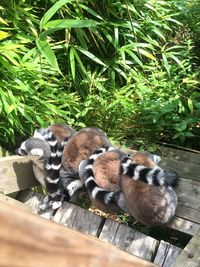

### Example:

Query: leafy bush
xmin=0 ymin=0 xmax=199 ymax=151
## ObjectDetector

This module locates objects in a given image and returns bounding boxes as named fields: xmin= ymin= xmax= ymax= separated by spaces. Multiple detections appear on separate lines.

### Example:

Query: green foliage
xmin=0 ymin=0 xmax=199 ymax=150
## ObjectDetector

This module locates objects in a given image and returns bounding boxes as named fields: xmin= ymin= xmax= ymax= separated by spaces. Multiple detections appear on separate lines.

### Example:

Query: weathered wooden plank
xmin=167 ymin=216 xmax=200 ymax=236
xmin=0 ymin=200 xmax=156 ymax=267
xmin=154 ymin=241 xmax=181 ymax=267
xmin=159 ymin=157 xmax=200 ymax=182
xmin=172 ymin=228 xmax=200 ymax=267
xmin=17 ymin=189 xmax=54 ymax=219
xmin=175 ymin=178 xmax=200 ymax=224
xmin=0 ymin=155 xmax=39 ymax=194
xmin=18 ymin=188 xmax=200 ymax=236
xmin=99 ymin=218 xmax=159 ymax=262
xmin=158 ymin=147 xmax=200 ymax=166
xmin=54 ymin=202 xmax=104 ymax=237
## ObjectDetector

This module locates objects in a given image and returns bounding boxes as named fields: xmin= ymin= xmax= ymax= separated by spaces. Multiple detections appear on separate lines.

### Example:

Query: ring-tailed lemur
xmin=59 ymin=127 xmax=111 ymax=203
xmin=79 ymin=147 xmax=179 ymax=224
xmin=16 ymin=123 xmax=76 ymax=209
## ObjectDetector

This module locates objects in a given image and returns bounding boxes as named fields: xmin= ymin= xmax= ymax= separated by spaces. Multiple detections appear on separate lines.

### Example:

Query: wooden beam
xmin=172 ymin=228 xmax=200 ymax=267
xmin=0 ymin=200 xmax=156 ymax=267
xmin=0 ymin=155 xmax=39 ymax=194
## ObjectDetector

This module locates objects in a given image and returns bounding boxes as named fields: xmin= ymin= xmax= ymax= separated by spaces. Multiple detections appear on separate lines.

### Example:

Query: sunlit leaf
xmin=70 ymin=47 xmax=75 ymax=80
xmin=187 ymin=98 xmax=194 ymax=114
xmin=137 ymin=48 xmax=156 ymax=60
xmin=41 ymin=19 xmax=98 ymax=38
xmin=40 ymin=0 xmax=74 ymax=30
xmin=76 ymin=46 xmax=107 ymax=67
xmin=0 ymin=30 xmax=10 ymax=40
xmin=162 ymin=53 xmax=170 ymax=76
xmin=36 ymin=38 xmax=62 ymax=74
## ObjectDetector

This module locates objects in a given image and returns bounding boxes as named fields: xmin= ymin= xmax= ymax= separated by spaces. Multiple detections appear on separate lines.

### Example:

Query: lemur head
xmin=15 ymin=137 xmax=51 ymax=161
xmin=131 ymin=151 xmax=161 ymax=168
xmin=33 ymin=123 xmax=76 ymax=144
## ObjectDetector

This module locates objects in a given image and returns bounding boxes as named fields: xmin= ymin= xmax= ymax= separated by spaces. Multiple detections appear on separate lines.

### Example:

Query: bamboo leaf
xmin=70 ymin=47 xmax=75 ymax=80
xmin=36 ymin=38 xmax=62 ymax=74
xmin=137 ymin=48 xmax=156 ymax=60
xmin=0 ymin=17 xmax=9 ymax=25
xmin=40 ymin=0 xmax=74 ymax=30
xmin=187 ymin=98 xmax=194 ymax=114
xmin=124 ymin=49 xmax=144 ymax=67
xmin=0 ymin=30 xmax=10 ymax=40
xmin=73 ymin=49 xmax=87 ymax=75
xmin=79 ymin=4 xmax=103 ymax=20
xmin=76 ymin=46 xmax=107 ymax=67
xmin=40 ymin=19 xmax=98 ymax=38
xmin=162 ymin=53 xmax=170 ymax=76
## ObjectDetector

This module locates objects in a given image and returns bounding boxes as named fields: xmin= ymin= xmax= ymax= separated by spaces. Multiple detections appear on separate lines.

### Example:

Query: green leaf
xmin=73 ymin=49 xmax=87 ymax=75
xmin=40 ymin=0 xmax=74 ymax=30
xmin=152 ymin=28 xmax=166 ymax=41
xmin=79 ymin=4 xmax=103 ymax=20
xmin=187 ymin=98 xmax=194 ymax=114
xmin=137 ymin=48 xmax=156 ymax=60
xmin=124 ymin=49 xmax=144 ymax=67
xmin=36 ymin=38 xmax=62 ymax=74
xmin=76 ymin=46 xmax=107 ymax=67
xmin=162 ymin=53 xmax=170 ymax=76
xmin=70 ymin=47 xmax=75 ymax=80
xmin=40 ymin=19 xmax=99 ymax=38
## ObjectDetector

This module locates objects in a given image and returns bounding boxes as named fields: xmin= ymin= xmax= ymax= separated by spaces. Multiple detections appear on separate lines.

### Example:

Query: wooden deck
xmin=0 ymin=146 xmax=200 ymax=266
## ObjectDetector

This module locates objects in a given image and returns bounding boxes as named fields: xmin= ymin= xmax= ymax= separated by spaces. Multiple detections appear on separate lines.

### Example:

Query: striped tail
xmin=34 ymin=127 xmax=69 ymax=199
xmin=44 ymin=131 xmax=67 ymax=198
xmin=120 ymin=156 xmax=179 ymax=187
xmin=84 ymin=147 xmax=120 ymax=206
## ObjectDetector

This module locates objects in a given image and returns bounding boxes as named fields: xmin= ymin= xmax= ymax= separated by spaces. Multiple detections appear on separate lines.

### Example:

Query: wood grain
xmin=153 ymin=241 xmax=181 ymax=267
xmin=0 ymin=155 xmax=39 ymax=194
xmin=99 ymin=218 xmax=158 ymax=262
xmin=158 ymin=147 xmax=200 ymax=166
xmin=159 ymin=158 xmax=200 ymax=182
xmin=172 ymin=228 xmax=200 ymax=267
xmin=17 ymin=189 xmax=55 ymax=219
xmin=0 ymin=200 xmax=156 ymax=267
xmin=167 ymin=216 xmax=199 ymax=236
xmin=17 ymin=188 xmax=200 ymax=236
xmin=54 ymin=202 xmax=104 ymax=237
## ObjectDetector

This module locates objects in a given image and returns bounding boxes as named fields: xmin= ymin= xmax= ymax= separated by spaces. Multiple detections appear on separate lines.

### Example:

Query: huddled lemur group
xmin=16 ymin=123 xmax=179 ymax=226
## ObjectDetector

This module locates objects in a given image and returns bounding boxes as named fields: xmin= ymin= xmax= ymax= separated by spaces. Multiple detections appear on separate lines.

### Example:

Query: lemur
xmin=79 ymin=147 xmax=179 ymax=225
xmin=120 ymin=155 xmax=178 ymax=225
xmin=59 ymin=127 xmax=111 ymax=203
xmin=16 ymin=123 xmax=76 ymax=209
